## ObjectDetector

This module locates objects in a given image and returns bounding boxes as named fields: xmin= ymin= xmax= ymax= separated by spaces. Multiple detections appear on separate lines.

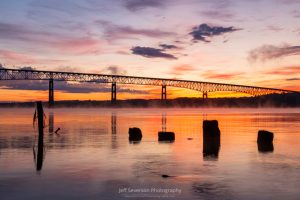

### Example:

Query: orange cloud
xmin=265 ymin=66 xmax=300 ymax=75
xmin=202 ymin=70 xmax=242 ymax=79
xmin=169 ymin=64 xmax=195 ymax=76
xmin=252 ymin=78 xmax=300 ymax=92
xmin=281 ymin=85 xmax=300 ymax=91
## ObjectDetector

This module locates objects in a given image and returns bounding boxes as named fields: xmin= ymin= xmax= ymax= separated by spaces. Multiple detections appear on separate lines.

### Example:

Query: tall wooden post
xmin=36 ymin=101 xmax=44 ymax=171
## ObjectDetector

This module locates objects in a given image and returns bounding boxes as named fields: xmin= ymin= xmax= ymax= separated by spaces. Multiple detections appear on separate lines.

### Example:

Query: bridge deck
xmin=0 ymin=68 xmax=295 ymax=96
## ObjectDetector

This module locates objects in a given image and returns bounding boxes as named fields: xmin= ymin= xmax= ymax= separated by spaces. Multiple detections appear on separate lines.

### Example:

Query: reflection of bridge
xmin=0 ymin=68 xmax=294 ymax=106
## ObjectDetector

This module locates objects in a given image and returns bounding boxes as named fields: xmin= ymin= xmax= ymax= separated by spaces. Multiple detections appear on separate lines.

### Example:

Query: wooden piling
xmin=257 ymin=130 xmax=274 ymax=153
xmin=158 ymin=131 xmax=175 ymax=141
xmin=36 ymin=101 xmax=44 ymax=171
xmin=129 ymin=127 xmax=142 ymax=141
xmin=203 ymin=120 xmax=221 ymax=158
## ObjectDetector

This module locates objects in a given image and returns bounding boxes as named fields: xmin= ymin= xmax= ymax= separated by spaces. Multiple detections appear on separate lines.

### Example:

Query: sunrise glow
xmin=0 ymin=0 xmax=299 ymax=101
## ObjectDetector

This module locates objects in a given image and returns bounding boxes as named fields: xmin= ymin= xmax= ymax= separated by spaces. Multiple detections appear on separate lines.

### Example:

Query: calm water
xmin=0 ymin=108 xmax=299 ymax=200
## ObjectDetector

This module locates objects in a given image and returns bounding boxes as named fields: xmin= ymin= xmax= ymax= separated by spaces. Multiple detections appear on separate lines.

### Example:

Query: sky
xmin=0 ymin=0 xmax=300 ymax=101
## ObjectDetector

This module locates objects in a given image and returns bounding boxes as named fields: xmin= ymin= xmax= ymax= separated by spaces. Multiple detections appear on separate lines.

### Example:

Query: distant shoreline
xmin=0 ymin=93 xmax=299 ymax=108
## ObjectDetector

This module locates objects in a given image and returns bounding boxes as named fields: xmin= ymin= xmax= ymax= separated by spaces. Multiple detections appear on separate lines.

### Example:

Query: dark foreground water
xmin=0 ymin=108 xmax=299 ymax=200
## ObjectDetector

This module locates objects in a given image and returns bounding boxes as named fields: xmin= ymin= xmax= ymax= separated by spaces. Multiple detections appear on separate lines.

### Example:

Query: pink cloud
xmin=0 ymin=22 xmax=102 ymax=55
xmin=0 ymin=50 xmax=37 ymax=64
xmin=51 ymin=37 xmax=101 ymax=54
xmin=248 ymin=45 xmax=300 ymax=62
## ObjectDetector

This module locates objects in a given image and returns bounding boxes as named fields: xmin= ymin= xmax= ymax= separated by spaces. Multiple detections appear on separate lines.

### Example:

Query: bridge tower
xmin=203 ymin=91 xmax=208 ymax=99
xmin=111 ymin=82 xmax=117 ymax=102
xmin=49 ymin=79 xmax=54 ymax=107
xmin=161 ymin=85 xmax=167 ymax=100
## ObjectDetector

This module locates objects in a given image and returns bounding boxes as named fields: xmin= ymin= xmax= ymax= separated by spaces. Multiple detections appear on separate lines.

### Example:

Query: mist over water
xmin=0 ymin=108 xmax=299 ymax=200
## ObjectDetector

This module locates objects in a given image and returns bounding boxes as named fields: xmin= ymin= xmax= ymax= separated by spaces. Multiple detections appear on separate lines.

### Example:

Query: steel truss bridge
xmin=0 ymin=68 xmax=294 ymax=106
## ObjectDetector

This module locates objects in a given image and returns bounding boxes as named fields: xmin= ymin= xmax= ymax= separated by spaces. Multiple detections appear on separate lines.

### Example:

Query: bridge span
xmin=0 ymin=68 xmax=294 ymax=106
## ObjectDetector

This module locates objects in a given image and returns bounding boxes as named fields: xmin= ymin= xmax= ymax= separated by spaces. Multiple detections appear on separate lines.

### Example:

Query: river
xmin=0 ymin=108 xmax=299 ymax=200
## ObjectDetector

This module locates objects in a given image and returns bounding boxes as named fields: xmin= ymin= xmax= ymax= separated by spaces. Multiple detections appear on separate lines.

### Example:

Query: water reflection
xmin=33 ymin=126 xmax=45 ymax=171
xmin=0 ymin=108 xmax=299 ymax=200
xmin=33 ymin=134 xmax=45 ymax=172
xmin=162 ymin=113 xmax=166 ymax=132
xmin=49 ymin=112 xmax=54 ymax=134
xmin=0 ymin=136 xmax=34 ymax=149
xmin=192 ymin=181 xmax=232 ymax=199
xmin=111 ymin=112 xmax=116 ymax=135
xmin=111 ymin=112 xmax=118 ymax=149
xmin=158 ymin=114 xmax=175 ymax=143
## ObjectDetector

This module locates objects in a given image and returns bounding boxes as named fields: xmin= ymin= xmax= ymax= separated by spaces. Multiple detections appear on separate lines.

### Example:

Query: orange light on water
xmin=0 ymin=87 xmax=254 ymax=102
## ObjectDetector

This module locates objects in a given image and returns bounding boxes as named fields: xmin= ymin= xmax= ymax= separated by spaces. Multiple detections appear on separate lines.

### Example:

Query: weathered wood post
xmin=37 ymin=102 xmax=44 ymax=141
xmin=203 ymin=120 xmax=220 ymax=159
xmin=129 ymin=127 xmax=142 ymax=141
xmin=36 ymin=101 xmax=44 ymax=171
xmin=257 ymin=130 xmax=274 ymax=152
xmin=158 ymin=131 xmax=175 ymax=142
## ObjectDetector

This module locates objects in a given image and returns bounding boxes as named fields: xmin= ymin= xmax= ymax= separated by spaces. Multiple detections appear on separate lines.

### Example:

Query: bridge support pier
xmin=49 ymin=79 xmax=54 ymax=107
xmin=203 ymin=91 xmax=208 ymax=99
xmin=111 ymin=82 xmax=117 ymax=102
xmin=161 ymin=85 xmax=167 ymax=100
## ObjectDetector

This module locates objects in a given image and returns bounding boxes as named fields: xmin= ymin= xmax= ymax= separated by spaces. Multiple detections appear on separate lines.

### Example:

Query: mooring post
xmin=111 ymin=82 xmax=117 ymax=102
xmin=158 ymin=131 xmax=175 ymax=142
xmin=202 ymin=120 xmax=221 ymax=159
xmin=161 ymin=85 xmax=167 ymax=100
xmin=36 ymin=101 xmax=44 ymax=171
xmin=49 ymin=79 xmax=54 ymax=107
xmin=257 ymin=130 xmax=274 ymax=152
xmin=37 ymin=101 xmax=44 ymax=137
xmin=203 ymin=91 xmax=208 ymax=99
xmin=129 ymin=127 xmax=143 ymax=141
